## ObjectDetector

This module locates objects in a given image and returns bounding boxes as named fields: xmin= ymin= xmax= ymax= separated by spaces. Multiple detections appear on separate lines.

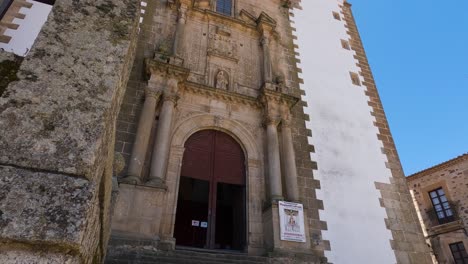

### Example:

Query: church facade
xmin=110 ymin=0 xmax=326 ymax=260
xmin=108 ymin=0 xmax=433 ymax=263
xmin=0 ymin=0 xmax=434 ymax=263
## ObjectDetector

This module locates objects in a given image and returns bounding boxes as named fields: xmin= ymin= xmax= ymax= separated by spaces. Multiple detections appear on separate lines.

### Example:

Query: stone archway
xmin=158 ymin=114 xmax=265 ymax=252
xmin=174 ymin=129 xmax=246 ymax=250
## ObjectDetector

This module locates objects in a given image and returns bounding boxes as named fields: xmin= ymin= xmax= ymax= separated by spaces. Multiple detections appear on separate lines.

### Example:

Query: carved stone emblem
xmin=215 ymin=70 xmax=229 ymax=90
xmin=208 ymin=25 xmax=238 ymax=61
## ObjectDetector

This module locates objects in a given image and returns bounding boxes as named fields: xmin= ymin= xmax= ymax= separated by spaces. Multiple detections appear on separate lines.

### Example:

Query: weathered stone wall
xmin=407 ymin=154 xmax=468 ymax=264
xmin=0 ymin=0 xmax=140 ymax=263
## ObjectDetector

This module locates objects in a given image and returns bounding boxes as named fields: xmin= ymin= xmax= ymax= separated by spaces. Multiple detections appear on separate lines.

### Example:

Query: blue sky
xmin=349 ymin=0 xmax=468 ymax=175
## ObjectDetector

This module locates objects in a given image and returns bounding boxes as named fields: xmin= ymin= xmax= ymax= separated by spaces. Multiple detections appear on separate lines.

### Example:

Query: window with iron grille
xmin=216 ymin=0 xmax=232 ymax=16
xmin=450 ymin=242 xmax=468 ymax=264
xmin=429 ymin=188 xmax=454 ymax=224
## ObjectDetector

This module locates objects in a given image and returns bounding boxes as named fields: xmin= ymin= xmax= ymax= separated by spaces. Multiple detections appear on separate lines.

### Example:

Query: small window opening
xmin=429 ymin=188 xmax=455 ymax=224
xmin=332 ymin=11 xmax=341 ymax=21
xmin=449 ymin=242 xmax=468 ymax=264
xmin=341 ymin=39 xmax=350 ymax=50
xmin=350 ymin=72 xmax=361 ymax=86
xmin=216 ymin=0 xmax=232 ymax=16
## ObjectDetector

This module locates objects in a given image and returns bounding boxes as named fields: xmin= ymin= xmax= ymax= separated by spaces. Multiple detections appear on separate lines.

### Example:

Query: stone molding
xmin=145 ymin=58 xmax=190 ymax=83
xmin=171 ymin=114 xmax=261 ymax=161
xmin=184 ymin=80 xmax=262 ymax=108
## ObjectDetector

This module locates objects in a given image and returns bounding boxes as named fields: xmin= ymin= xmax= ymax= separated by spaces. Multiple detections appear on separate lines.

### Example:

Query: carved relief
xmin=215 ymin=70 xmax=229 ymax=90
xmin=184 ymin=22 xmax=208 ymax=75
xmin=207 ymin=25 xmax=238 ymax=61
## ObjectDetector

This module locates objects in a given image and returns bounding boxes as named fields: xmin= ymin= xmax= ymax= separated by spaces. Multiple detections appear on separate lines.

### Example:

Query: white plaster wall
xmin=0 ymin=0 xmax=52 ymax=56
xmin=292 ymin=1 xmax=397 ymax=263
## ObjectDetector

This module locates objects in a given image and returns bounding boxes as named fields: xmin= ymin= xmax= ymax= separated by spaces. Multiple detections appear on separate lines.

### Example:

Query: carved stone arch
xmin=171 ymin=114 xmax=260 ymax=162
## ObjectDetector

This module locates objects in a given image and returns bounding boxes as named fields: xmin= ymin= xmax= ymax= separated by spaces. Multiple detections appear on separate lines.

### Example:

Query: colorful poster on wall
xmin=279 ymin=201 xmax=306 ymax=243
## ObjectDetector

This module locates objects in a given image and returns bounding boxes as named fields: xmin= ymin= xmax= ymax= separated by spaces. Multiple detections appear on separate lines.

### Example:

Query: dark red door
xmin=174 ymin=130 xmax=246 ymax=250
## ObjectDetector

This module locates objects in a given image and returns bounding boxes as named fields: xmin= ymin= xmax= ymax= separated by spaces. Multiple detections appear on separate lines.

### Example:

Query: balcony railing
xmin=425 ymin=201 xmax=460 ymax=228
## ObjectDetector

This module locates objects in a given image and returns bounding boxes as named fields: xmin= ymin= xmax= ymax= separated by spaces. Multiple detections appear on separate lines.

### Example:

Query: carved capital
xmin=178 ymin=4 xmax=188 ymax=24
xmin=145 ymin=88 xmax=162 ymax=100
xmin=265 ymin=115 xmax=281 ymax=127
xmin=261 ymin=36 xmax=270 ymax=47
xmin=281 ymin=118 xmax=292 ymax=128
xmin=163 ymin=93 xmax=180 ymax=104
xmin=145 ymin=58 xmax=190 ymax=84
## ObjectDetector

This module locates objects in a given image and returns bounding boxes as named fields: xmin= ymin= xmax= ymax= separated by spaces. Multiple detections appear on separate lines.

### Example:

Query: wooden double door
xmin=174 ymin=130 xmax=246 ymax=251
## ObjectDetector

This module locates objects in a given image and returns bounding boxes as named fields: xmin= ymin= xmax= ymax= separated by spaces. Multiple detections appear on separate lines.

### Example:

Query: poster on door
xmin=279 ymin=201 xmax=306 ymax=243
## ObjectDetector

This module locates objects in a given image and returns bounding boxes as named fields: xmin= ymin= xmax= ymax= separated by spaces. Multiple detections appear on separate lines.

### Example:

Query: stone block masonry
xmin=0 ymin=0 xmax=140 ymax=263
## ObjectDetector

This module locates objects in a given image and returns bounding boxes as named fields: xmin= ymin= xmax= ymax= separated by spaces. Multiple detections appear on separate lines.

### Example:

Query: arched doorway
xmin=174 ymin=130 xmax=246 ymax=251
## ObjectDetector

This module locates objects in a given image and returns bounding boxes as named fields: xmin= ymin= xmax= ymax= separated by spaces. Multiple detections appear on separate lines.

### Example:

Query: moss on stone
xmin=0 ymin=55 xmax=22 ymax=97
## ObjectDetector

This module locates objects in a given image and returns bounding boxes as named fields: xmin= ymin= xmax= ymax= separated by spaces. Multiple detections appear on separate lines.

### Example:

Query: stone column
xmin=261 ymin=34 xmax=273 ymax=83
xmin=281 ymin=118 xmax=300 ymax=201
xmin=147 ymin=79 xmax=179 ymax=187
xmin=172 ymin=4 xmax=187 ymax=56
xmin=121 ymin=88 xmax=161 ymax=184
xmin=266 ymin=117 xmax=283 ymax=200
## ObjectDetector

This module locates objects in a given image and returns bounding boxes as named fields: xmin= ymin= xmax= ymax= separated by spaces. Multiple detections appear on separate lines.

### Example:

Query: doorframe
xmin=176 ymin=129 xmax=248 ymax=250
xmin=161 ymin=115 xmax=264 ymax=253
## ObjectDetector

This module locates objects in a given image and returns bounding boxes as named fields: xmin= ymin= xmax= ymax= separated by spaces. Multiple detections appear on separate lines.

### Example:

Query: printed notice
xmin=191 ymin=220 xmax=200 ymax=227
xmin=279 ymin=201 xmax=306 ymax=243
xmin=200 ymin=222 xmax=208 ymax=228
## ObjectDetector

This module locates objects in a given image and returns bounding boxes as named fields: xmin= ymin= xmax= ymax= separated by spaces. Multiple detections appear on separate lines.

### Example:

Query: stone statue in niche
xmin=215 ymin=70 xmax=229 ymax=90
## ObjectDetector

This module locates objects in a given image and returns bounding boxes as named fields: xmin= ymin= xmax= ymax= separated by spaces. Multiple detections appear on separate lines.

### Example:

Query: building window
xmin=450 ymin=242 xmax=468 ymax=264
xmin=429 ymin=188 xmax=454 ymax=224
xmin=216 ymin=0 xmax=232 ymax=16
xmin=349 ymin=72 xmax=361 ymax=86
xmin=341 ymin=39 xmax=350 ymax=50
xmin=332 ymin=11 xmax=341 ymax=21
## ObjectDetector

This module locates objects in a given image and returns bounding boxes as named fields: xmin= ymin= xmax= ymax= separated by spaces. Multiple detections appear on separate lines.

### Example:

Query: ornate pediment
xmin=239 ymin=9 xmax=257 ymax=26
xmin=257 ymin=12 xmax=277 ymax=29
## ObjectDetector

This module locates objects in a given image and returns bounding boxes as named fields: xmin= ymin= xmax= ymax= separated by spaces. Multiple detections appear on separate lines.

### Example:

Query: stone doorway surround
xmin=112 ymin=111 xmax=268 ymax=255
xmin=165 ymin=114 xmax=263 ymax=252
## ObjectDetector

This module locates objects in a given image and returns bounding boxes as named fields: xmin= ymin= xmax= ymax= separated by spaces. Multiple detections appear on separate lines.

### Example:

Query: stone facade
xmin=0 ymin=0 xmax=436 ymax=263
xmin=407 ymin=154 xmax=468 ymax=264
xmin=110 ymin=0 xmax=326 ymax=262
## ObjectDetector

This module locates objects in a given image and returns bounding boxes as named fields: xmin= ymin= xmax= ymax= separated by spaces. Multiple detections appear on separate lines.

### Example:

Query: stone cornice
xmin=183 ymin=81 xmax=261 ymax=108
xmin=407 ymin=153 xmax=468 ymax=181
xmin=191 ymin=7 xmax=258 ymax=31
xmin=145 ymin=57 xmax=190 ymax=82
xmin=260 ymin=83 xmax=300 ymax=109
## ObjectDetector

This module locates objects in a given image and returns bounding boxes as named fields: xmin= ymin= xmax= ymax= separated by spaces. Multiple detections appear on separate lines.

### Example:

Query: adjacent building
xmin=407 ymin=154 xmax=468 ymax=264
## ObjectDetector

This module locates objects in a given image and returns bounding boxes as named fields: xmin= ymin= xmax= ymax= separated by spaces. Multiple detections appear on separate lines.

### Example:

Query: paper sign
xmin=200 ymin=222 xmax=208 ymax=228
xmin=279 ymin=201 xmax=306 ymax=243
xmin=191 ymin=220 xmax=200 ymax=227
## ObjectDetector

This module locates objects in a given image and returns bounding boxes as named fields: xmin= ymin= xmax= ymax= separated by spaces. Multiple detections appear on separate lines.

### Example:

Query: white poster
xmin=279 ymin=201 xmax=306 ymax=242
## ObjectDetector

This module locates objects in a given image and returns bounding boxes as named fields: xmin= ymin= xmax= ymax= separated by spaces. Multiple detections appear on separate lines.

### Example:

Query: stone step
xmin=106 ymin=249 xmax=269 ymax=264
